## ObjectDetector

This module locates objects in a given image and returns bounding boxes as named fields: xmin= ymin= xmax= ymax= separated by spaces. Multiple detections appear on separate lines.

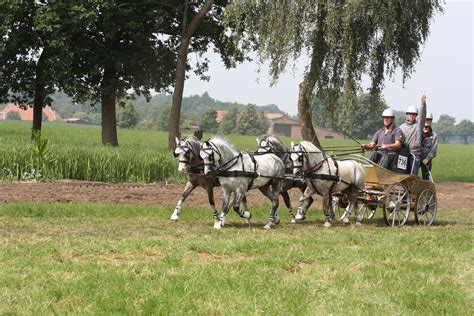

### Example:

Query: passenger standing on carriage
xmin=420 ymin=112 xmax=438 ymax=180
xmin=400 ymin=93 xmax=427 ymax=176
xmin=360 ymin=108 xmax=404 ymax=169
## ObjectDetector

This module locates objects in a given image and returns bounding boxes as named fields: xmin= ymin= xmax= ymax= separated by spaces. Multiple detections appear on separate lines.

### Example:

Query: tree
xmin=168 ymin=0 xmax=246 ymax=150
xmin=226 ymin=0 xmax=443 ymax=148
xmin=0 ymin=1 xmax=68 ymax=139
xmin=236 ymin=105 xmax=268 ymax=135
xmin=455 ymin=119 xmax=473 ymax=145
xmin=59 ymin=2 xmax=177 ymax=146
xmin=6 ymin=111 xmax=21 ymax=121
xmin=219 ymin=105 xmax=240 ymax=134
xmin=117 ymin=99 xmax=141 ymax=129
xmin=433 ymin=114 xmax=456 ymax=143
xmin=199 ymin=108 xmax=219 ymax=133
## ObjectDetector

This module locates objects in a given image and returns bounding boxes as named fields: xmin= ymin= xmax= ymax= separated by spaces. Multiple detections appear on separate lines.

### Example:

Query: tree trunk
xmin=31 ymin=82 xmax=45 ymax=140
xmin=101 ymin=65 xmax=118 ymax=146
xmin=296 ymin=2 xmax=328 ymax=150
xmin=31 ymin=48 xmax=48 ymax=141
xmin=168 ymin=0 xmax=214 ymax=150
xmin=298 ymin=79 xmax=321 ymax=149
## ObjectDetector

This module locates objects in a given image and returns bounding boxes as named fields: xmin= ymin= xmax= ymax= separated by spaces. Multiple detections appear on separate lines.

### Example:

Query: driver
xmin=361 ymin=108 xmax=404 ymax=169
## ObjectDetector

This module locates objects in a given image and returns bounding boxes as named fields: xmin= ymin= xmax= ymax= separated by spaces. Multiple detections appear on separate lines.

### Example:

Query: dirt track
xmin=0 ymin=180 xmax=472 ymax=210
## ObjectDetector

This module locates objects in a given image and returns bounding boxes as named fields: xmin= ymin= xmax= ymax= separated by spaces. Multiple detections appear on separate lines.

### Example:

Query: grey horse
xmin=200 ymin=137 xmax=285 ymax=229
xmin=256 ymin=135 xmax=313 ymax=222
xmin=290 ymin=141 xmax=365 ymax=227
xmin=172 ymin=135 xmax=249 ymax=221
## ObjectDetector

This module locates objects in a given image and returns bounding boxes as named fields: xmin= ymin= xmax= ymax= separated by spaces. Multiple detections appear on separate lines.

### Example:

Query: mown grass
xmin=1 ymin=120 xmax=473 ymax=183
xmin=0 ymin=202 xmax=472 ymax=314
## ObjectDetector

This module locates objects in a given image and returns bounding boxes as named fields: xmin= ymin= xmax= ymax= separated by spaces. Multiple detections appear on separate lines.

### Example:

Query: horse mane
xmin=300 ymin=141 xmax=321 ymax=153
xmin=208 ymin=136 xmax=239 ymax=162
xmin=265 ymin=135 xmax=289 ymax=152
xmin=300 ymin=141 xmax=324 ymax=167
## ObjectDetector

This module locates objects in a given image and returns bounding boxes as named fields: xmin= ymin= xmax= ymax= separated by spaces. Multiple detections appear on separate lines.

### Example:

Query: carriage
xmin=332 ymin=154 xmax=438 ymax=227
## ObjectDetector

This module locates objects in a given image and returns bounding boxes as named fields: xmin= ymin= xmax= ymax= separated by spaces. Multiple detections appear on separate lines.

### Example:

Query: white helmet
xmin=406 ymin=105 xmax=418 ymax=114
xmin=382 ymin=108 xmax=395 ymax=117
xmin=426 ymin=112 xmax=433 ymax=120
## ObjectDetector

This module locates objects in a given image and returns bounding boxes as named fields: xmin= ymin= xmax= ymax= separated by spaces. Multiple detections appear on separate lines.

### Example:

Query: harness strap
xmin=247 ymin=153 xmax=258 ymax=189
xmin=217 ymin=170 xmax=259 ymax=178
xmin=304 ymin=173 xmax=340 ymax=182
xmin=329 ymin=157 xmax=339 ymax=193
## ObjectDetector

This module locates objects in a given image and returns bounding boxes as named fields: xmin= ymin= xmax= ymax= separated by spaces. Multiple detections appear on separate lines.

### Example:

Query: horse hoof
xmin=273 ymin=217 xmax=281 ymax=225
xmin=213 ymin=221 xmax=222 ymax=229
xmin=355 ymin=221 xmax=362 ymax=226
xmin=170 ymin=214 xmax=179 ymax=221
xmin=220 ymin=218 xmax=226 ymax=227
xmin=263 ymin=223 xmax=272 ymax=230
xmin=323 ymin=221 xmax=332 ymax=228
xmin=291 ymin=218 xmax=296 ymax=224
xmin=295 ymin=214 xmax=305 ymax=220
xmin=342 ymin=217 xmax=350 ymax=225
xmin=243 ymin=211 xmax=251 ymax=219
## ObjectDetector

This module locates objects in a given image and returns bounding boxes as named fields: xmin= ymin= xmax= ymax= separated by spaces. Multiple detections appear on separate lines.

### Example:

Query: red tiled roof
xmin=0 ymin=103 xmax=59 ymax=121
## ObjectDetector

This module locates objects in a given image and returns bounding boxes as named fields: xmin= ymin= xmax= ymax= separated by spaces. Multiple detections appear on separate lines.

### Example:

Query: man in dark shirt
xmin=361 ymin=108 xmax=404 ymax=169
xmin=420 ymin=112 xmax=438 ymax=180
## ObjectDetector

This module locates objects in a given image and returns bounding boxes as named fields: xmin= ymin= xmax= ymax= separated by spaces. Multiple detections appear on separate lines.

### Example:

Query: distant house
xmin=64 ymin=118 xmax=90 ymax=125
xmin=216 ymin=109 xmax=345 ymax=139
xmin=0 ymin=103 xmax=59 ymax=121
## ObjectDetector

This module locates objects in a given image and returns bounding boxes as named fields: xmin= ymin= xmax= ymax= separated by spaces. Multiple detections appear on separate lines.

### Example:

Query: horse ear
xmin=256 ymin=137 xmax=260 ymax=145
xmin=175 ymin=137 xmax=180 ymax=146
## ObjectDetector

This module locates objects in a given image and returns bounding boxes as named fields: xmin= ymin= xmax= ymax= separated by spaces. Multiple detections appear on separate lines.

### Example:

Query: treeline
xmin=310 ymin=93 xmax=473 ymax=144
xmin=33 ymin=90 xmax=280 ymax=132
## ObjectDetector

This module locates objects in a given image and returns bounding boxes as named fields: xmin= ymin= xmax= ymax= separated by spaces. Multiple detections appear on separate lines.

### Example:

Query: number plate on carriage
xmin=397 ymin=155 xmax=408 ymax=170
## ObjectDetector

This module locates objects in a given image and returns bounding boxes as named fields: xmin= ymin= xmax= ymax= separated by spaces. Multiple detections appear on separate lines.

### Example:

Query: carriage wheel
xmin=357 ymin=204 xmax=376 ymax=221
xmin=331 ymin=196 xmax=345 ymax=221
xmin=415 ymin=189 xmax=437 ymax=226
xmin=383 ymin=183 xmax=411 ymax=226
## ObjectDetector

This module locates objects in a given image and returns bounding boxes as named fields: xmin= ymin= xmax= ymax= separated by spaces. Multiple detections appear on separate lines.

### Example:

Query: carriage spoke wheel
xmin=415 ymin=189 xmax=437 ymax=226
xmin=383 ymin=183 xmax=410 ymax=227
xmin=331 ymin=196 xmax=345 ymax=221
xmin=358 ymin=204 xmax=376 ymax=222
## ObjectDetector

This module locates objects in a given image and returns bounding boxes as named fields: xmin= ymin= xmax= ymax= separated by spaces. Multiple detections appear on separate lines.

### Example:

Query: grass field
xmin=1 ymin=121 xmax=473 ymax=183
xmin=0 ymin=203 xmax=472 ymax=314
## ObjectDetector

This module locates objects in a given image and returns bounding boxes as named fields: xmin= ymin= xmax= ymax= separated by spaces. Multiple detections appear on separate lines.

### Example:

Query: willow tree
xmin=226 ymin=0 xmax=443 ymax=148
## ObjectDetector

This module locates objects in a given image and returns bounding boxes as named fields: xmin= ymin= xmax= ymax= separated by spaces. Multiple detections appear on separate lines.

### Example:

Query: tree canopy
xmin=225 ymin=0 xmax=443 ymax=146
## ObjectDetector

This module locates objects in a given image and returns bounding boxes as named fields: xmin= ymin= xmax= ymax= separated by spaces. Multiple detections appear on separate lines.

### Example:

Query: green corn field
xmin=0 ymin=121 xmax=472 ymax=183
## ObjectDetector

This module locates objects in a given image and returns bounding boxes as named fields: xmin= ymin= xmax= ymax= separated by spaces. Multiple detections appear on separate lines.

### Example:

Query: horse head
xmin=289 ymin=141 xmax=324 ymax=176
xmin=174 ymin=136 xmax=200 ymax=173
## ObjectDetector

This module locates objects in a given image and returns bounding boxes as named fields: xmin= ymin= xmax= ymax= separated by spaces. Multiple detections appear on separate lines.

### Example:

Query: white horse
xmin=200 ymin=137 xmax=285 ymax=229
xmin=172 ymin=135 xmax=250 ymax=221
xmin=257 ymin=135 xmax=314 ymax=222
xmin=290 ymin=141 xmax=366 ymax=227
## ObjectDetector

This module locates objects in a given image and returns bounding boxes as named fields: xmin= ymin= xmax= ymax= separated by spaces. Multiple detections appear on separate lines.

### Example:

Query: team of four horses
xmin=172 ymin=135 xmax=365 ymax=229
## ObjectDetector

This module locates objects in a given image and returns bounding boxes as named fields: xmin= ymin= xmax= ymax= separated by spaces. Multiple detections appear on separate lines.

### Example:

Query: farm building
xmin=0 ymin=103 xmax=60 ymax=121
xmin=216 ymin=110 xmax=345 ymax=139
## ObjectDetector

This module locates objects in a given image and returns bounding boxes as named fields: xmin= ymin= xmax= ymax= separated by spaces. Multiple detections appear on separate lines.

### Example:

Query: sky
xmin=182 ymin=0 xmax=473 ymax=122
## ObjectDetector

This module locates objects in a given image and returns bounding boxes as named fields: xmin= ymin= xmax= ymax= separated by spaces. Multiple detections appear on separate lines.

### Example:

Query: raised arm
xmin=419 ymin=93 xmax=427 ymax=132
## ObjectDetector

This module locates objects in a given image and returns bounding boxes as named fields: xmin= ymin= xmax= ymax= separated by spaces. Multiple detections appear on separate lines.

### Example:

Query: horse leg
xmin=241 ymin=194 xmax=251 ymax=223
xmin=323 ymin=192 xmax=333 ymax=227
xmin=259 ymin=185 xmax=280 ymax=229
xmin=205 ymin=186 xmax=220 ymax=225
xmin=215 ymin=189 xmax=231 ymax=229
xmin=171 ymin=182 xmax=196 ymax=221
xmin=233 ymin=188 xmax=251 ymax=224
xmin=295 ymin=186 xmax=316 ymax=220
xmin=281 ymin=191 xmax=296 ymax=223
